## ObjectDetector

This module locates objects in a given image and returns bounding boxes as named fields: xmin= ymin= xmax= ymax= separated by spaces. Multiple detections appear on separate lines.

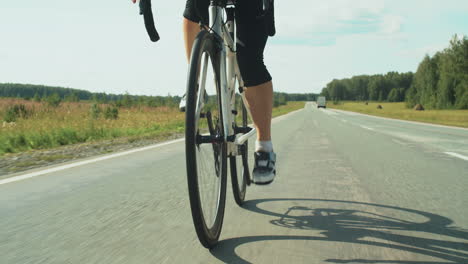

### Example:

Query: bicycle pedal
xmin=234 ymin=126 xmax=252 ymax=134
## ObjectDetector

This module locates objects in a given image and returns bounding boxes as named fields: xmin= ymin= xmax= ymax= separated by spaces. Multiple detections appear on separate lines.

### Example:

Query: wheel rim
xmin=236 ymin=148 xmax=246 ymax=193
xmin=194 ymin=51 xmax=223 ymax=230
xmin=234 ymin=94 xmax=247 ymax=197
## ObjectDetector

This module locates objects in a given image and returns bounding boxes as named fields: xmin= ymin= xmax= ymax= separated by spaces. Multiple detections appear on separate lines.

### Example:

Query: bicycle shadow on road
xmin=210 ymin=198 xmax=468 ymax=264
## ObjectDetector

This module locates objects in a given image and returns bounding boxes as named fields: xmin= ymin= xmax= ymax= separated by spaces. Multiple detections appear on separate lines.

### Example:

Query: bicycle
xmin=138 ymin=0 xmax=274 ymax=248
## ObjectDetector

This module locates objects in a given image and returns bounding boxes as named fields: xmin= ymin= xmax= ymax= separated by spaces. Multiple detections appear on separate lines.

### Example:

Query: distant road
xmin=1 ymin=102 xmax=467 ymax=263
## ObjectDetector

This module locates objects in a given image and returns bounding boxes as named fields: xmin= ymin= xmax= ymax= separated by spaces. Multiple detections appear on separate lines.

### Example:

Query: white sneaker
xmin=252 ymin=151 xmax=276 ymax=185
xmin=179 ymin=88 xmax=207 ymax=112
xmin=179 ymin=94 xmax=186 ymax=112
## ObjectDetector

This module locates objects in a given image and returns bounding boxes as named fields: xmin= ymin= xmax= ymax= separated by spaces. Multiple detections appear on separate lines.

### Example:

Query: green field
xmin=327 ymin=102 xmax=468 ymax=128
xmin=0 ymin=98 xmax=305 ymax=155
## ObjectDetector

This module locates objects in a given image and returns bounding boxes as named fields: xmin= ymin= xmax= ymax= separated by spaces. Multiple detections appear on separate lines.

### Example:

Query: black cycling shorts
xmin=183 ymin=0 xmax=272 ymax=87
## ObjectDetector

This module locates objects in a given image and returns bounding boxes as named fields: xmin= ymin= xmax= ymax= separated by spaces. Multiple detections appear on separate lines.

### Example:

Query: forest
xmin=321 ymin=35 xmax=468 ymax=109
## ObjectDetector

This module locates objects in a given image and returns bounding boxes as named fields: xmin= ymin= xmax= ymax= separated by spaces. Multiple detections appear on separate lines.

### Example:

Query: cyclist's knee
xmin=237 ymin=53 xmax=272 ymax=87
xmin=183 ymin=0 xmax=209 ymax=24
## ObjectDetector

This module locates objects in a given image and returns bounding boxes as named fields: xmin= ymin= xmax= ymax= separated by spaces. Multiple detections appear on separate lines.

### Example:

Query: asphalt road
xmin=1 ymin=102 xmax=467 ymax=264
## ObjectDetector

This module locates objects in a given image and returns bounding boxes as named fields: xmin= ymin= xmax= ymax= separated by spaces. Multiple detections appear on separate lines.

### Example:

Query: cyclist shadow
xmin=210 ymin=198 xmax=468 ymax=264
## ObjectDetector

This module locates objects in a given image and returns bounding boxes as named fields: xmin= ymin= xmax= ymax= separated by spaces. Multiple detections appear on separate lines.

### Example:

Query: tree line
xmin=0 ymin=83 xmax=182 ymax=108
xmin=0 ymin=83 xmax=317 ymax=108
xmin=320 ymin=35 xmax=468 ymax=109
xmin=273 ymin=92 xmax=317 ymax=107
xmin=406 ymin=36 xmax=468 ymax=109
xmin=320 ymin=72 xmax=413 ymax=103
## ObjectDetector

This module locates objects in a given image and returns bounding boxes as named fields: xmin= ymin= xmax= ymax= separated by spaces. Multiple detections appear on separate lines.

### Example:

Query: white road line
xmin=332 ymin=109 xmax=468 ymax=131
xmin=0 ymin=138 xmax=185 ymax=185
xmin=272 ymin=108 xmax=303 ymax=124
xmin=360 ymin=125 xmax=375 ymax=131
xmin=444 ymin=152 xmax=468 ymax=161
xmin=337 ymin=110 xmax=358 ymax=116
xmin=321 ymin=109 xmax=338 ymax=116
xmin=392 ymin=139 xmax=408 ymax=146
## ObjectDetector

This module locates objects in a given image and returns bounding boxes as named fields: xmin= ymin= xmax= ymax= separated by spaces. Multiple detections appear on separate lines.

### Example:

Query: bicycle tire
xmin=230 ymin=94 xmax=249 ymax=206
xmin=185 ymin=30 xmax=227 ymax=249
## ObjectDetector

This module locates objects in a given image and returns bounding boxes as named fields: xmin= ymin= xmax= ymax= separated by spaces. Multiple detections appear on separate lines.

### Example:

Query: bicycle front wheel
xmin=185 ymin=30 xmax=227 ymax=249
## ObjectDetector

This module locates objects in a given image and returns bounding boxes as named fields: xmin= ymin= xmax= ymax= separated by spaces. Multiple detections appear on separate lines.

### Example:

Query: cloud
xmin=397 ymin=43 xmax=448 ymax=59
xmin=380 ymin=15 xmax=404 ymax=35
xmin=271 ymin=0 xmax=403 ymax=46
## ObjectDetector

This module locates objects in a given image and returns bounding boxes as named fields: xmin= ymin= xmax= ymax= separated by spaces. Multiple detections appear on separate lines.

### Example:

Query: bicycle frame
xmin=202 ymin=0 xmax=256 ymax=156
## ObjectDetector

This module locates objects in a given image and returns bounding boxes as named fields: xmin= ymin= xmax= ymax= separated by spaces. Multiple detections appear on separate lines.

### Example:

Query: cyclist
xmin=132 ymin=0 xmax=276 ymax=184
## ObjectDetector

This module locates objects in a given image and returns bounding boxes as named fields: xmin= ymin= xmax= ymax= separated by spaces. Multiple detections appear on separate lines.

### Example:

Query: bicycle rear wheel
xmin=185 ymin=30 xmax=227 ymax=249
xmin=230 ymin=92 xmax=249 ymax=206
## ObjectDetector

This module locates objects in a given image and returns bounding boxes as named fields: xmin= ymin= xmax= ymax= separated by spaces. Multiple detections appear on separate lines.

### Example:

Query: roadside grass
xmin=272 ymin=101 xmax=305 ymax=118
xmin=327 ymin=101 xmax=468 ymax=128
xmin=0 ymin=98 xmax=185 ymax=155
xmin=0 ymin=99 xmax=305 ymax=155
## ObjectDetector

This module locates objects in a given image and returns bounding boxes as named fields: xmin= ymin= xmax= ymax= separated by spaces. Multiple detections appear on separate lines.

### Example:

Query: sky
xmin=1 ymin=0 xmax=467 ymax=96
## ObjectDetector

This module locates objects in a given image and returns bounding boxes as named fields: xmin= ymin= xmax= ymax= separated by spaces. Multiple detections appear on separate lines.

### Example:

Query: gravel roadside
xmin=0 ymin=133 xmax=183 ymax=179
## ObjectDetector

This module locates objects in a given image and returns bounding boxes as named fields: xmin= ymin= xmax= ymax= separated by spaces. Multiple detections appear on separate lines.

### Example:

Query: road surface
xmin=1 ymin=102 xmax=467 ymax=263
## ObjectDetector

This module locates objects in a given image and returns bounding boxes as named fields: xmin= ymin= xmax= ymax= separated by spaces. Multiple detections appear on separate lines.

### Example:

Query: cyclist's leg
xmin=236 ymin=0 xmax=276 ymax=183
xmin=183 ymin=0 xmax=209 ymax=61
xmin=236 ymin=0 xmax=273 ymax=143
xmin=180 ymin=0 xmax=210 ymax=111
xmin=244 ymin=81 xmax=273 ymax=142
xmin=183 ymin=19 xmax=200 ymax=62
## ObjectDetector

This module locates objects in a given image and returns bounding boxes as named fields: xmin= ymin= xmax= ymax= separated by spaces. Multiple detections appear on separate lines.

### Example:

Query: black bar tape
xmin=139 ymin=0 xmax=160 ymax=42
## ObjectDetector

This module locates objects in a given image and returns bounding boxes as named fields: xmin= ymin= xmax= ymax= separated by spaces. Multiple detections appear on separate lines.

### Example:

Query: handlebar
xmin=139 ymin=0 xmax=160 ymax=42
xmin=137 ymin=0 xmax=274 ymax=42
